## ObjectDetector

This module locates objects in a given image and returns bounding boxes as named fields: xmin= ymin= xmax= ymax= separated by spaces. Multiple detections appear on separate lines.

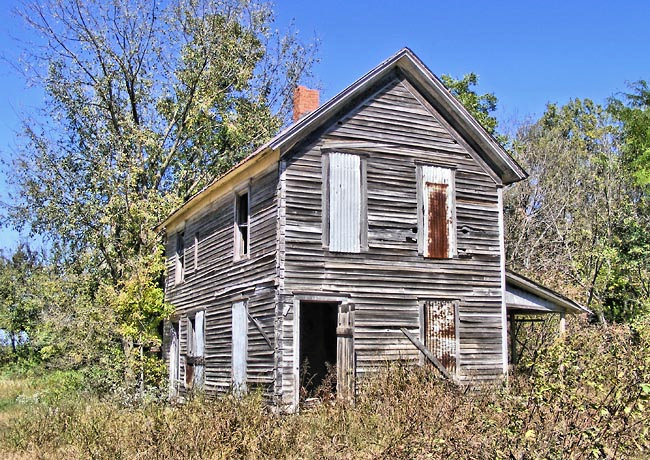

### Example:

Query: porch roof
xmin=505 ymin=271 xmax=590 ymax=315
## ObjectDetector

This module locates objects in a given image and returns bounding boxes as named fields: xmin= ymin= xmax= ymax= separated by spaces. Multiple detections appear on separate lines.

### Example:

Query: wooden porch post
xmin=559 ymin=311 xmax=566 ymax=335
xmin=509 ymin=312 xmax=517 ymax=366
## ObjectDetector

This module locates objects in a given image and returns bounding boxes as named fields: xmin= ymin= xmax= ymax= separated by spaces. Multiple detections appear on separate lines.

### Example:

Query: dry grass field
xmin=0 ymin=319 xmax=648 ymax=459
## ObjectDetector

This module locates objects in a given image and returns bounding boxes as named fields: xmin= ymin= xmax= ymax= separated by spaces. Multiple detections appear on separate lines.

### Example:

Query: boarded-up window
xmin=328 ymin=153 xmax=361 ymax=253
xmin=421 ymin=166 xmax=455 ymax=258
xmin=232 ymin=301 xmax=248 ymax=393
xmin=175 ymin=231 xmax=185 ymax=284
xmin=423 ymin=300 xmax=458 ymax=374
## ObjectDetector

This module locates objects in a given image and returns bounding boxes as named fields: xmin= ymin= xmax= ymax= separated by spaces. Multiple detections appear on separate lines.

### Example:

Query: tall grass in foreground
xmin=1 ymin=318 xmax=648 ymax=459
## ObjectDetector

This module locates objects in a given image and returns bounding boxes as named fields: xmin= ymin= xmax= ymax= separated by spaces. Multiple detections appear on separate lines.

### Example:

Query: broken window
xmin=420 ymin=166 xmax=456 ymax=258
xmin=325 ymin=152 xmax=366 ymax=252
xmin=184 ymin=311 xmax=205 ymax=389
xmin=235 ymin=191 xmax=250 ymax=259
xmin=422 ymin=300 xmax=458 ymax=374
xmin=175 ymin=231 xmax=185 ymax=284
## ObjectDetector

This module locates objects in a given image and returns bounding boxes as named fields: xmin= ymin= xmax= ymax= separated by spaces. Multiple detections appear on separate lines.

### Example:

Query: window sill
xmin=233 ymin=254 xmax=251 ymax=264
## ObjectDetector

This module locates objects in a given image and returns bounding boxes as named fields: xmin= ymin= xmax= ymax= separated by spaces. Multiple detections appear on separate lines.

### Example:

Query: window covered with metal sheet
xmin=421 ymin=166 xmax=456 ymax=258
xmin=423 ymin=300 xmax=458 ymax=375
xmin=328 ymin=153 xmax=362 ymax=253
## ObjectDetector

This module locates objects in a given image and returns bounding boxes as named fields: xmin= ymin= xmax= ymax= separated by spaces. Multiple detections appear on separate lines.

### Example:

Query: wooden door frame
xmin=292 ymin=294 xmax=353 ymax=411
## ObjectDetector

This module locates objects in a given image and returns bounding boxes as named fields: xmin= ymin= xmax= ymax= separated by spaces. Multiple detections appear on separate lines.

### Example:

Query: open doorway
xmin=299 ymin=301 xmax=338 ymax=398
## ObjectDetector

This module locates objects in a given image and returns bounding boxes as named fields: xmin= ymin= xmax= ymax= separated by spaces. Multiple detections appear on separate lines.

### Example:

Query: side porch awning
xmin=505 ymin=271 xmax=590 ymax=316
xmin=505 ymin=271 xmax=589 ymax=364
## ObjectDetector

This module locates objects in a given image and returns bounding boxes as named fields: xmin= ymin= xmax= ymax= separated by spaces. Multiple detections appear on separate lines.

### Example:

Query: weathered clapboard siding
xmin=278 ymin=75 xmax=504 ymax=396
xmin=163 ymin=168 xmax=279 ymax=396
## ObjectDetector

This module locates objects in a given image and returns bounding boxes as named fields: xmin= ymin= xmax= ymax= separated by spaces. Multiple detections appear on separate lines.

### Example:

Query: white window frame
xmin=417 ymin=165 xmax=456 ymax=259
xmin=174 ymin=230 xmax=185 ymax=285
xmin=234 ymin=187 xmax=251 ymax=261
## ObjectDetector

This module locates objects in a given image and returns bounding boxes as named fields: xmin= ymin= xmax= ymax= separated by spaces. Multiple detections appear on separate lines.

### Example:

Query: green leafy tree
xmin=505 ymin=99 xmax=648 ymax=322
xmin=442 ymin=73 xmax=499 ymax=135
xmin=606 ymin=83 xmax=650 ymax=318
xmin=6 ymin=0 xmax=317 ymax=387
xmin=0 ymin=245 xmax=43 ymax=361
xmin=609 ymin=81 xmax=650 ymax=186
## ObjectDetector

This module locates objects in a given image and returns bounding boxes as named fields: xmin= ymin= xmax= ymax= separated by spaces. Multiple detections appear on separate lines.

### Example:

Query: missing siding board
xmin=423 ymin=300 xmax=458 ymax=375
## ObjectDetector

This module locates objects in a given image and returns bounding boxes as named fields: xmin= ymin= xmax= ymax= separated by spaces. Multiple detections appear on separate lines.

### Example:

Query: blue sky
xmin=1 ymin=0 xmax=649 ymax=250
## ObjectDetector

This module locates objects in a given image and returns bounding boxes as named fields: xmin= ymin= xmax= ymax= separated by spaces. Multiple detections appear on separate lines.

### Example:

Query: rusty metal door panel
xmin=421 ymin=166 xmax=455 ymax=258
xmin=426 ymin=183 xmax=449 ymax=258
xmin=329 ymin=153 xmax=361 ymax=253
xmin=424 ymin=300 xmax=457 ymax=374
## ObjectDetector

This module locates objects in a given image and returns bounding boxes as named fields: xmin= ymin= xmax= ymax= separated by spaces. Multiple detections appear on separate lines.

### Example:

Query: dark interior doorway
xmin=300 ymin=301 xmax=338 ymax=397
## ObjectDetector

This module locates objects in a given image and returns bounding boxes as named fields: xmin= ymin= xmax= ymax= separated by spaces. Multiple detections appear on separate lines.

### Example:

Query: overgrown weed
xmin=0 ymin=318 xmax=648 ymax=459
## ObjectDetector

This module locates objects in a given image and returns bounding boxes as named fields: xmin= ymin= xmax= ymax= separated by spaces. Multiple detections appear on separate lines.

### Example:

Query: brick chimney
xmin=293 ymin=85 xmax=319 ymax=122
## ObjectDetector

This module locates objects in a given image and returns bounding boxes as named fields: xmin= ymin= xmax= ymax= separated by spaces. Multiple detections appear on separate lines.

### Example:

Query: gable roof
xmin=157 ymin=47 xmax=527 ymax=232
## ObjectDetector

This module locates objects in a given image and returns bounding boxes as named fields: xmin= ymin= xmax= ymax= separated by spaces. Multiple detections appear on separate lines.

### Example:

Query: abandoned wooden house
xmin=158 ymin=48 xmax=587 ymax=409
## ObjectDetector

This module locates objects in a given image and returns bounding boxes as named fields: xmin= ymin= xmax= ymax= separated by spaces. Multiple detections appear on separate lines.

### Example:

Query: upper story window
xmin=175 ymin=231 xmax=185 ymax=285
xmin=193 ymin=232 xmax=199 ymax=271
xmin=235 ymin=190 xmax=250 ymax=259
xmin=420 ymin=166 xmax=456 ymax=259
xmin=323 ymin=152 xmax=367 ymax=253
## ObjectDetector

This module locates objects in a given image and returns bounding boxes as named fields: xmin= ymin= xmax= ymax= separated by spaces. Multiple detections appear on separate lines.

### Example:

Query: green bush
xmin=0 ymin=318 xmax=648 ymax=459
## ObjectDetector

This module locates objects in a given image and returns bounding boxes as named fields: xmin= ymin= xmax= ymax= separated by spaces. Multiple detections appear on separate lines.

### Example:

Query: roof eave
xmin=396 ymin=51 xmax=528 ymax=185
xmin=506 ymin=270 xmax=590 ymax=314
xmin=155 ymin=146 xmax=278 ymax=233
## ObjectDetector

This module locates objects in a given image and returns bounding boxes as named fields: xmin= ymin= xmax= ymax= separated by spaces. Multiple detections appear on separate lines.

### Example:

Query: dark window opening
xmin=236 ymin=192 xmax=250 ymax=257
xmin=175 ymin=231 xmax=185 ymax=284
xmin=300 ymin=302 xmax=338 ymax=398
